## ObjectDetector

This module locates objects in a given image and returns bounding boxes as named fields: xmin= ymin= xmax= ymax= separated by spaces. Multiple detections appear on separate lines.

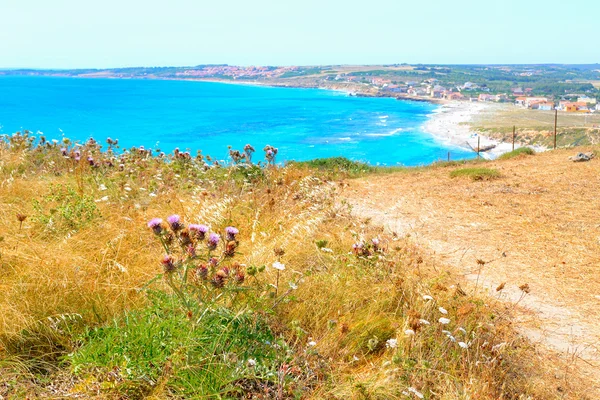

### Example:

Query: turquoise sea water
xmin=0 ymin=76 xmax=475 ymax=165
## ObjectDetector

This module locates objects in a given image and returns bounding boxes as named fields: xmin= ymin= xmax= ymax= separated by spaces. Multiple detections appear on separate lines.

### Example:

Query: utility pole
xmin=512 ymin=125 xmax=515 ymax=151
xmin=554 ymin=109 xmax=558 ymax=149
xmin=477 ymin=136 xmax=480 ymax=158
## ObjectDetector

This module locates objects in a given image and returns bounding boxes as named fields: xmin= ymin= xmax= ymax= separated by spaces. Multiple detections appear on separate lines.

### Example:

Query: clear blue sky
xmin=1 ymin=0 xmax=599 ymax=69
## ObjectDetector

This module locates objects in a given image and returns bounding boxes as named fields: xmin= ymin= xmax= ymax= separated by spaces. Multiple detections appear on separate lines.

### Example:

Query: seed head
xmin=16 ymin=213 xmax=27 ymax=223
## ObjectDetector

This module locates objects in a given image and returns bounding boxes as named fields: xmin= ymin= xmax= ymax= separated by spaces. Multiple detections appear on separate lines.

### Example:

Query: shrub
xmin=450 ymin=167 xmax=500 ymax=181
xmin=289 ymin=157 xmax=374 ymax=176
xmin=498 ymin=147 xmax=535 ymax=160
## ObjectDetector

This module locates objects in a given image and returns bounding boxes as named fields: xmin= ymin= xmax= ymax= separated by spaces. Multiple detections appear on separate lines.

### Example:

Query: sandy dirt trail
xmin=342 ymin=149 xmax=600 ymax=390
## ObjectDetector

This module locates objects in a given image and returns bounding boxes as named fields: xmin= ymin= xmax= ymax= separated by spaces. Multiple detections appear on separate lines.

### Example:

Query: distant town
xmin=3 ymin=63 xmax=600 ymax=112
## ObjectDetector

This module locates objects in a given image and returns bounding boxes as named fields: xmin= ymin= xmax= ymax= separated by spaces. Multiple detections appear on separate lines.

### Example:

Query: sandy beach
xmin=422 ymin=101 xmax=530 ymax=159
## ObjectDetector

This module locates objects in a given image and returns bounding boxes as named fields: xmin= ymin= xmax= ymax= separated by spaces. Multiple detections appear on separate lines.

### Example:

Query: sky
xmin=1 ymin=0 xmax=599 ymax=69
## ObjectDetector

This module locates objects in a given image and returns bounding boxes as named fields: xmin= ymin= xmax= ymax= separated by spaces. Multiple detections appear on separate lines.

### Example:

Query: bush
xmin=498 ymin=147 xmax=535 ymax=160
xmin=450 ymin=168 xmax=500 ymax=181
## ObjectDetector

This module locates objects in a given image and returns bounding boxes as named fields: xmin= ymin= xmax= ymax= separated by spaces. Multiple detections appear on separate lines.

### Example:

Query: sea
xmin=0 ymin=76 xmax=475 ymax=166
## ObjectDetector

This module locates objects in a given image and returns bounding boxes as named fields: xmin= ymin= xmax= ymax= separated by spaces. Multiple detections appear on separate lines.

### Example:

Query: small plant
xmin=32 ymin=184 xmax=100 ymax=233
xmin=498 ymin=147 xmax=535 ymax=160
xmin=450 ymin=167 xmax=500 ymax=181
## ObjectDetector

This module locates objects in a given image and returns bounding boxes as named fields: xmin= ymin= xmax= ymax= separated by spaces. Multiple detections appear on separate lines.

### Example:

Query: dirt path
xmin=342 ymin=149 xmax=600 ymax=389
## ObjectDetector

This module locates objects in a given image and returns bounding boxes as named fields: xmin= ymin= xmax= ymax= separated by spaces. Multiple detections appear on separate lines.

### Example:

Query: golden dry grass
xmin=0 ymin=142 xmax=595 ymax=398
xmin=345 ymin=147 xmax=600 ymax=394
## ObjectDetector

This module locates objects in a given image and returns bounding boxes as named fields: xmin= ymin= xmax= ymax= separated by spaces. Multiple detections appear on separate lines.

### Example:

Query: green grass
xmin=450 ymin=167 xmax=501 ymax=181
xmin=498 ymin=147 xmax=536 ymax=160
xmin=69 ymin=291 xmax=289 ymax=398
xmin=288 ymin=157 xmax=375 ymax=176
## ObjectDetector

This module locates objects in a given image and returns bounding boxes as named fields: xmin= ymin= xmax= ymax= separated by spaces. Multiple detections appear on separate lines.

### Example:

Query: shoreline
xmin=422 ymin=101 xmax=542 ymax=159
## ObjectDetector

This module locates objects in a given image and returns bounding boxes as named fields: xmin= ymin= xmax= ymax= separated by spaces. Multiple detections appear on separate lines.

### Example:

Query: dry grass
xmin=0 ymin=141 xmax=594 ymax=398
xmin=470 ymin=103 xmax=600 ymax=147
xmin=345 ymin=147 xmax=600 ymax=395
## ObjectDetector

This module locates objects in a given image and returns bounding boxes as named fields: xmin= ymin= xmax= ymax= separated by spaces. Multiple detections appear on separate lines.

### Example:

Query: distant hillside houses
xmin=558 ymin=101 xmax=592 ymax=113
xmin=578 ymin=96 xmax=597 ymax=105
xmin=478 ymin=93 xmax=508 ymax=102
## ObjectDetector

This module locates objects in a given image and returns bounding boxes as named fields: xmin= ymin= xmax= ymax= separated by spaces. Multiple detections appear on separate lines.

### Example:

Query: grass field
xmin=0 ymin=133 xmax=595 ymax=398
xmin=469 ymin=104 xmax=600 ymax=147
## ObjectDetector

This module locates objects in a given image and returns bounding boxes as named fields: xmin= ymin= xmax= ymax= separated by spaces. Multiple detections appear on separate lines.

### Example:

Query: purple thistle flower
xmin=147 ymin=218 xmax=163 ymax=235
xmin=167 ymin=214 xmax=183 ymax=231
xmin=207 ymin=233 xmax=220 ymax=250
xmin=60 ymin=147 xmax=67 ymax=156
xmin=225 ymin=226 xmax=239 ymax=241
xmin=209 ymin=257 xmax=219 ymax=267
xmin=188 ymin=224 xmax=209 ymax=240
xmin=161 ymin=255 xmax=176 ymax=273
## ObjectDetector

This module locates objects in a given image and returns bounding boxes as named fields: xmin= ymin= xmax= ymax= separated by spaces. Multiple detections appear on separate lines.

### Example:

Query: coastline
xmin=1 ymin=73 xmax=523 ymax=160
xmin=421 ymin=101 xmax=535 ymax=159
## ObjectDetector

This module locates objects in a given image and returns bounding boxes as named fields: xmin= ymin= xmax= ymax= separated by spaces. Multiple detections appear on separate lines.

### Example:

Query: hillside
xmin=0 ymin=134 xmax=597 ymax=398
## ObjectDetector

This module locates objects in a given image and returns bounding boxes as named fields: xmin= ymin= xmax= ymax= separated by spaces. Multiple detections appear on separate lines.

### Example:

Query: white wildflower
xmin=99 ymin=184 xmax=107 ymax=191
xmin=422 ymin=295 xmax=434 ymax=301
xmin=149 ymin=193 xmax=157 ymax=197
xmin=289 ymin=282 xmax=298 ymax=290
xmin=124 ymin=186 xmax=132 ymax=191
xmin=247 ymin=359 xmax=256 ymax=367
xmin=458 ymin=341 xmax=469 ymax=349
xmin=439 ymin=317 xmax=451 ymax=325
xmin=448 ymin=335 xmax=456 ymax=342
xmin=321 ymin=247 xmax=333 ymax=253
xmin=272 ymin=261 xmax=285 ymax=271
xmin=307 ymin=340 xmax=317 ymax=347
xmin=438 ymin=307 xmax=448 ymax=314
xmin=404 ymin=329 xmax=415 ymax=336
xmin=385 ymin=338 xmax=398 ymax=349
xmin=458 ymin=327 xmax=467 ymax=334
xmin=419 ymin=319 xmax=430 ymax=325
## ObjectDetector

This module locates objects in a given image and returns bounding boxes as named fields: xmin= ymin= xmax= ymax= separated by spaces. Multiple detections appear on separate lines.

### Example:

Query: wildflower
xmin=307 ymin=340 xmax=317 ymax=347
xmin=188 ymin=224 xmax=209 ymax=240
xmin=60 ymin=147 xmax=67 ymax=156
xmin=195 ymin=264 xmax=208 ymax=280
xmin=385 ymin=338 xmax=398 ymax=349
xmin=208 ymin=257 xmax=219 ymax=267
xmin=458 ymin=341 xmax=469 ymax=349
xmin=207 ymin=233 xmax=220 ymax=250
xmin=234 ymin=271 xmax=245 ymax=284
xmin=179 ymin=230 xmax=192 ymax=247
xmin=419 ymin=319 xmax=430 ymax=325
xmin=186 ymin=244 xmax=196 ymax=257
xmin=404 ymin=329 xmax=415 ymax=336
xmin=422 ymin=295 xmax=434 ymax=301
xmin=273 ymin=247 xmax=285 ymax=257
xmin=458 ymin=327 xmax=467 ymax=334
xmin=320 ymin=247 xmax=333 ymax=253
xmin=439 ymin=317 xmax=451 ymax=325
xmin=439 ymin=307 xmax=448 ymax=314
xmin=289 ymin=282 xmax=298 ymax=290
xmin=225 ymin=226 xmax=239 ymax=241
xmin=16 ymin=213 xmax=27 ymax=223
xmin=247 ymin=359 xmax=256 ymax=368
xmin=167 ymin=214 xmax=183 ymax=231
xmin=147 ymin=218 xmax=163 ymax=235
xmin=211 ymin=270 xmax=228 ymax=288
xmin=99 ymin=184 xmax=107 ymax=191
xmin=161 ymin=255 xmax=176 ymax=273
xmin=224 ymin=240 xmax=237 ymax=257
xmin=272 ymin=261 xmax=285 ymax=271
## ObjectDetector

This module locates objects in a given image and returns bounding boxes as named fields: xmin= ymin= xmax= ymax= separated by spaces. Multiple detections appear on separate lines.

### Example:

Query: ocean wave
xmin=364 ymin=128 xmax=403 ymax=137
